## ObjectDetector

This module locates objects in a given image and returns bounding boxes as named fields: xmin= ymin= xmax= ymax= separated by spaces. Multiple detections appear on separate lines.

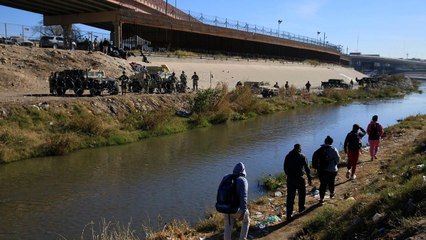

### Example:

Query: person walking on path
xmin=367 ymin=115 xmax=384 ymax=161
xmin=305 ymin=81 xmax=311 ymax=92
xmin=221 ymin=162 xmax=250 ymax=240
xmin=283 ymin=144 xmax=312 ymax=221
xmin=312 ymin=136 xmax=340 ymax=204
xmin=344 ymin=124 xmax=366 ymax=180
xmin=191 ymin=72 xmax=199 ymax=91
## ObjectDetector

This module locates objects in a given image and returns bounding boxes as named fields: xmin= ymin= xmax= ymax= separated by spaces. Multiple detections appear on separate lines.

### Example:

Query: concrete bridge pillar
xmin=62 ymin=24 xmax=73 ymax=50
xmin=113 ymin=21 xmax=122 ymax=48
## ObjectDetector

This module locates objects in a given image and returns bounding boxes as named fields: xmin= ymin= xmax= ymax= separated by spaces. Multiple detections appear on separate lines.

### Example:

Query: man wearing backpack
xmin=367 ymin=115 xmax=384 ymax=161
xmin=312 ymin=136 xmax=340 ymax=204
xmin=283 ymin=144 xmax=312 ymax=221
xmin=344 ymin=124 xmax=366 ymax=180
xmin=217 ymin=162 xmax=250 ymax=240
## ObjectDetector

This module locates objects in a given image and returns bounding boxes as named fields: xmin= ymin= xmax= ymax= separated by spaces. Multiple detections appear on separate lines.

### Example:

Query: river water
xmin=1 ymin=84 xmax=426 ymax=239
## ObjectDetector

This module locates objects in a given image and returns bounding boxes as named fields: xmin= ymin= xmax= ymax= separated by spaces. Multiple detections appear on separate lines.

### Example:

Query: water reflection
xmin=0 ymin=84 xmax=425 ymax=239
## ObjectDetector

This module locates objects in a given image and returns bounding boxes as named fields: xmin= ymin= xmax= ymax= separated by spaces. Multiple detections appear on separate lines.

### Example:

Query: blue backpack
xmin=215 ymin=174 xmax=240 ymax=214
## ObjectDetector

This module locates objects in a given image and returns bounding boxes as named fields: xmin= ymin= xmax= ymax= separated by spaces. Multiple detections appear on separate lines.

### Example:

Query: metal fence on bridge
xmin=183 ymin=10 xmax=340 ymax=51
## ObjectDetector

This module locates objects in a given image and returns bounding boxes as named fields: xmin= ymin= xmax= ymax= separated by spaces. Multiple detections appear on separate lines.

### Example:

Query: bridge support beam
xmin=44 ymin=11 xmax=119 ymax=26
xmin=113 ymin=21 xmax=122 ymax=48
xmin=62 ymin=24 xmax=73 ymax=50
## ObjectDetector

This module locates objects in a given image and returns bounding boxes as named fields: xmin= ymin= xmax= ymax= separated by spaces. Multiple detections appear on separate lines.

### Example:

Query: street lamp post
xmin=277 ymin=20 xmax=283 ymax=37
xmin=317 ymin=31 xmax=321 ymax=43
xmin=323 ymin=32 xmax=326 ymax=46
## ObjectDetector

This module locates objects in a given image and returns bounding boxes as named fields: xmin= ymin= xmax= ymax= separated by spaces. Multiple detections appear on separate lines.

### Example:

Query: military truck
xmin=356 ymin=77 xmax=380 ymax=88
xmin=49 ymin=69 xmax=119 ymax=96
xmin=321 ymin=79 xmax=351 ymax=89
xmin=243 ymin=81 xmax=279 ymax=98
xmin=128 ymin=65 xmax=186 ymax=94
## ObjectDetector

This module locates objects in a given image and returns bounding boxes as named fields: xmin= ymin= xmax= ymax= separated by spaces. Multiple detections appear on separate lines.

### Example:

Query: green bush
xmin=260 ymin=172 xmax=286 ymax=191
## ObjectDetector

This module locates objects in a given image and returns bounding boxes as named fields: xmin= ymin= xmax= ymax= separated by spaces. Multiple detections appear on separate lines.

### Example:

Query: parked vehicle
xmin=49 ymin=69 xmax=119 ymax=96
xmin=40 ymin=36 xmax=65 ymax=49
xmin=18 ymin=41 xmax=34 ymax=47
xmin=321 ymin=79 xmax=351 ymax=89
xmin=356 ymin=77 xmax=380 ymax=87
xmin=243 ymin=81 xmax=279 ymax=98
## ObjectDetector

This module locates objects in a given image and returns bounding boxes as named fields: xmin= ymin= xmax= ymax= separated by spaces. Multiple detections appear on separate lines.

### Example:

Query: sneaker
xmin=371 ymin=157 xmax=374 ymax=161
xmin=299 ymin=206 xmax=306 ymax=213
xmin=351 ymin=174 xmax=356 ymax=180
xmin=346 ymin=170 xmax=351 ymax=179
xmin=330 ymin=193 xmax=335 ymax=199
xmin=374 ymin=155 xmax=378 ymax=159
xmin=319 ymin=199 xmax=324 ymax=205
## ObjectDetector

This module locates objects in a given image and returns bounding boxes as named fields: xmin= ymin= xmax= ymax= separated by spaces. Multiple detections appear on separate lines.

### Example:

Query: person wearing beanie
xmin=344 ymin=124 xmax=366 ymax=180
xmin=284 ymin=144 xmax=312 ymax=221
xmin=221 ymin=162 xmax=250 ymax=240
xmin=367 ymin=115 xmax=384 ymax=161
xmin=312 ymin=136 xmax=340 ymax=204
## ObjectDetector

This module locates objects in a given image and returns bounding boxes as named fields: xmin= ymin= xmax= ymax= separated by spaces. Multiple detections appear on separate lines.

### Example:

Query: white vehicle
xmin=40 ymin=36 xmax=65 ymax=49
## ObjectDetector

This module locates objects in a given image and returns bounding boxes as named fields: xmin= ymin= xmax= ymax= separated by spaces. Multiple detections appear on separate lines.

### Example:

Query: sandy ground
xmin=129 ymin=54 xmax=366 ymax=90
xmin=0 ymin=44 xmax=365 ymax=104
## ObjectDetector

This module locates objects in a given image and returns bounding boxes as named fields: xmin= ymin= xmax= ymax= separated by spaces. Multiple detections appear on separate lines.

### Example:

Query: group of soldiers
xmin=117 ymin=70 xmax=200 ymax=95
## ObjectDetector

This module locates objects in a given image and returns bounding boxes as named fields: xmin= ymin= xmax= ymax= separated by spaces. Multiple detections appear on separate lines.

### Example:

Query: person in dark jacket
xmin=367 ymin=115 xmax=384 ymax=161
xmin=344 ymin=124 xmax=366 ymax=180
xmin=284 ymin=144 xmax=312 ymax=221
xmin=312 ymin=136 xmax=340 ymax=204
xmin=223 ymin=162 xmax=250 ymax=240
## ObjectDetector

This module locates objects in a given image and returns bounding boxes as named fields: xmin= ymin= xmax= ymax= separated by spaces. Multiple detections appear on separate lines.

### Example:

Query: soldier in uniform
xmin=180 ymin=71 xmax=187 ymax=90
xmin=274 ymin=82 xmax=279 ymax=88
xmin=168 ymin=72 xmax=178 ymax=93
xmin=305 ymin=81 xmax=311 ymax=92
xmin=192 ymin=72 xmax=199 ymax=91
xmin=119 ymin=71 xmax=129 ymax=95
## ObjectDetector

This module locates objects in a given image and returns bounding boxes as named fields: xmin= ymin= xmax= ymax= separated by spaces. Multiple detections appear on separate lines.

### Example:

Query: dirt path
xmin=257 ymin=124 xmax=424 ymax=239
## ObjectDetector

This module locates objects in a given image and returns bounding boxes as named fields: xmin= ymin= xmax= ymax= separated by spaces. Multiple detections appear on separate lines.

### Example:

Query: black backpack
xmin=312 ymin=146 xmax=332 ymax=170
xmin=215 ymin=174 xmax=240 ymax=214
xmin=369 ymin=123 xmax=380 ymax=140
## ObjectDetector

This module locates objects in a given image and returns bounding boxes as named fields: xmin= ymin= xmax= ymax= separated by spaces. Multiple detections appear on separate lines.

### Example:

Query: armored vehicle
xmin=321 ymin=79 xmax=351 ymax=89
xmin=49 ymin=69 xmax=119 ymax=96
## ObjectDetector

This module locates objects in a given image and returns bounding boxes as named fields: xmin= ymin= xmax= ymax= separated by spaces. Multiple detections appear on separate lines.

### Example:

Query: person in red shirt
xmin=367 ymin=115 xmax=384 ymax=161
xmin=344 ymin=124 xmax=366 ymax=180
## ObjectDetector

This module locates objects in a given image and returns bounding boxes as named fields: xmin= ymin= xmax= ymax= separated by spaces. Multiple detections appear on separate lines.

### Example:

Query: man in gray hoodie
xmin=312 ymin=136 xmax=340 ymax=204
xmin=223 ymin=162 xmax=250 ymax=240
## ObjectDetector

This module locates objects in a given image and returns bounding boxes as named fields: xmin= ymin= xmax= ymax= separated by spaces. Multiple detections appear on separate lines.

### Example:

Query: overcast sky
xmin=1 ymin=0 xmax=425 ymax=59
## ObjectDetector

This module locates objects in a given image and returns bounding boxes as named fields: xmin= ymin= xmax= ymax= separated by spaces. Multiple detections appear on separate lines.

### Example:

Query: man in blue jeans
xmin=223 ymin=162 xmax=250 ymax=240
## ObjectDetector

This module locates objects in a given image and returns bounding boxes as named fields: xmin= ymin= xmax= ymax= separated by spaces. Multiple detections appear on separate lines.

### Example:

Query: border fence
xmin=182 ymin=10 xmax=341 ymax=52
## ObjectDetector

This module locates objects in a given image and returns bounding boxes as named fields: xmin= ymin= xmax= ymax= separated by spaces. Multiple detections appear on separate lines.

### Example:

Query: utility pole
xmin=165 ymin=0 xmax=168 ymax=15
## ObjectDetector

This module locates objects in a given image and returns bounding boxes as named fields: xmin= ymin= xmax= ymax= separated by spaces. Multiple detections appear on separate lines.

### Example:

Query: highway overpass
xmin=0 ymin=0 xmax=348 ymax=64
xmin=348 ymin=53 xmax=426 ymax=76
